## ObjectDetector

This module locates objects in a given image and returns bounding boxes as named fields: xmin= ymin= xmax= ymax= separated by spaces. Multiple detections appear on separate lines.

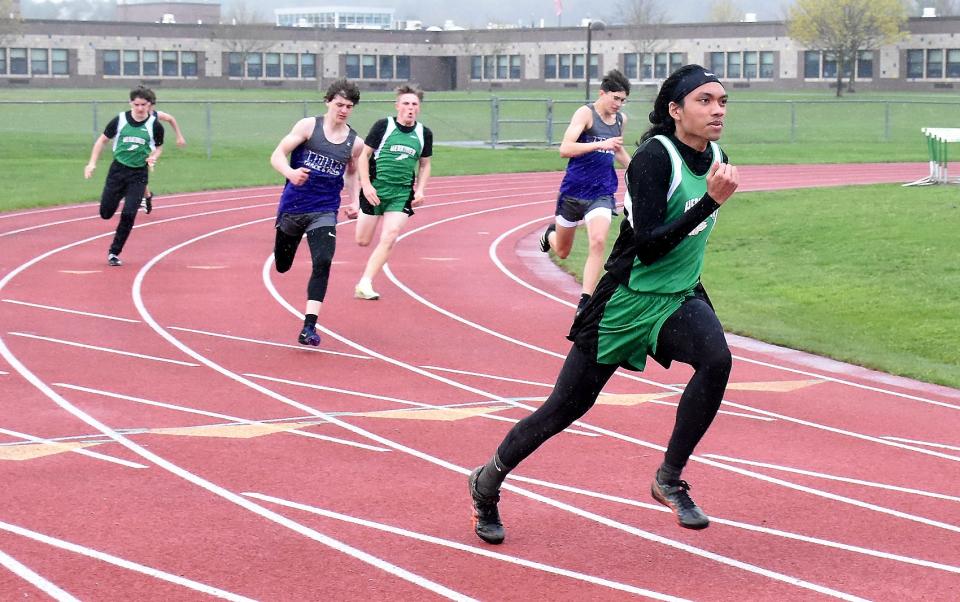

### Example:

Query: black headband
xmin=671 ymin=67 xmax=723 ymax=103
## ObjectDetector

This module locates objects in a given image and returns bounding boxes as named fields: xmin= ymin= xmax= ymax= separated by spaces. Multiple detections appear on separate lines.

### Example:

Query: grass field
xmin=2 ymin=87 xmax=958 ymax=390
xmin=556 ymin=184 xmax=960 ymax=389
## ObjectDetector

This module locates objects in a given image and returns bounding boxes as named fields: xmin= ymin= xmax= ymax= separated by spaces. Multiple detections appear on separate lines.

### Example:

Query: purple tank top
xmin=278 ymin=118 xmax=357 ymax=214
xmin=558 ymin=104 xmax=622 ymax=200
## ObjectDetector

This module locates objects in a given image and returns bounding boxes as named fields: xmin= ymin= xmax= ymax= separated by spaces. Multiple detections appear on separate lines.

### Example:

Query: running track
xmin=0 ymin=163 xmax=958 ymax=601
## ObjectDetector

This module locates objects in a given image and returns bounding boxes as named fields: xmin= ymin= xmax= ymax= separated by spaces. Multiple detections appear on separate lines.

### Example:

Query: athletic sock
xmin=476 ymin=453 xmax=512 ymax=497
xmin=304 ymin=313 xmax=318 ymax=328
xmin=657 ymin=462 xmax=683 ymax=484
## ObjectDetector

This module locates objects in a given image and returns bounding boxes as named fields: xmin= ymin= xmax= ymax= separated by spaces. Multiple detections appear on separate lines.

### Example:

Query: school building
xmin=2 ymin=15 xmax=959 ymax=92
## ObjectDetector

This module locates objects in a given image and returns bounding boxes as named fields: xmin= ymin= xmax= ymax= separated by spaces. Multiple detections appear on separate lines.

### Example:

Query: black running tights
xmin=496 ymin=297 xmax=731 ymax=472
xmin=273 ymin=226 xmax=337 ymax=302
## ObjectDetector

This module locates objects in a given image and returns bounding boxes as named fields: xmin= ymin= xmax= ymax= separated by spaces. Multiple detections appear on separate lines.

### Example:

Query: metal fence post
xmin=92 ymin=101 xmax=99 ymax=140
xmin=303 ymin=100 xmax=308 ymax=118
xmin=884 ymin=101 xmax=891 ymax=142
xmin=205 ymin=102 xmax=212 ymax=159
xmin=546 ymin=99 xmax=554 ymax=145
xmin=790 ymin=101 xmax=796 ymax=143
xmin=490 ymin=97 xmax=499 ymax=148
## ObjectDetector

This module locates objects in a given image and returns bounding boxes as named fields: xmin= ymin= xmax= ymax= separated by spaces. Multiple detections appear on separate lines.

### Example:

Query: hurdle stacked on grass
xmin=904 ymin=127 xmax=960 ymax=186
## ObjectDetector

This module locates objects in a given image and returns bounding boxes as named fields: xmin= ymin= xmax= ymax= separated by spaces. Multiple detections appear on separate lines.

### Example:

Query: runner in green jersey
xmin=468 ymin=66 xmax=740 ymax=543
xmin=353 ymin=84 xmax=433 ymax=300
xmin=84 ymin=85 xmax=164 ymax=266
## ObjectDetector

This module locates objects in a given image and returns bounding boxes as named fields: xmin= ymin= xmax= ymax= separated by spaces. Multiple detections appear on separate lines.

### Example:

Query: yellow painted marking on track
xmin=357 ymin=407 xmax=504 ymax=421
xmin=151 ymin=421 xmax=318 ymax=439
xmin=725 ymin=379 xmax=825 ymax=392
xmin=0 ymin=442 xmax=98 ymax=461
xmin=186 ymin=265 xmax=228 ymax=270
xmin=60 ymin=270 xmax=100 ymax=275
xmin=595 ymin=393 xmax=679 ymax=406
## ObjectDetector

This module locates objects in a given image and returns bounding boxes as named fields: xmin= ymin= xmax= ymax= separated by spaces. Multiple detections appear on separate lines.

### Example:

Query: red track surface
xmin=1 ymin=163 xmax=958 ymax=601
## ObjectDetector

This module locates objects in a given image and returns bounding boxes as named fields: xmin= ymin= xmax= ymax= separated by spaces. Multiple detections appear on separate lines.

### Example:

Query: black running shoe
xmin=107 ymin=253 xmax=122 ymax=267
xmin=141 ymin=194 xmax=153 ymax=215
xmin=469 ymin=466 xmax=505 ymax=544
xmin=539 ymin=223 xmax=555 ymax=253
xmin=298 ymin=324 xmax=321 ymax=346
xmin=651 ymin=475 xmax=710 ymax=529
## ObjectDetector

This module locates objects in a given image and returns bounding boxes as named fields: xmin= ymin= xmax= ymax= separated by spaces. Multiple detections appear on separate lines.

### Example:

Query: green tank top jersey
xmin=372 ymin=118 xmax=424 ymax=202
xmin=626 ymin=135 xmax=722 ymax=294
xmin=111 ymin=112 xmax=157 ymax=168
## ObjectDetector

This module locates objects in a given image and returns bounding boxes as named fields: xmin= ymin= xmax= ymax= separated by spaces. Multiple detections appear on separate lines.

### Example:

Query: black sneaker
xmin=468 ymin=466 xmax=505 ymax=544
xmin=651 ymin=475 xmax=710 ymax=529
xmin=298 ymin=324 xmax=321 ymax=346
xmin=141 ymin=194 xmax=154 ymax=214
xmin=107 ymin=253 xmax=122 ymax=267
xmin=539 ymin=223 xmax=555 ymax=253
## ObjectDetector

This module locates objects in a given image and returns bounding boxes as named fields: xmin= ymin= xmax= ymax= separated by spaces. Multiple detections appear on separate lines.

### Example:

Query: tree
xmin=0 ymin=0 xmax=22 ymax=46
xmin=616 ymin=0 xmax=669 ymax=79
xmin=708 ymin=0 xmax=743 ymax=23
xmin=211 ymin=1 xmax=275 ymax=87
xmin=788 ymin=0 xmax=908 ymax=96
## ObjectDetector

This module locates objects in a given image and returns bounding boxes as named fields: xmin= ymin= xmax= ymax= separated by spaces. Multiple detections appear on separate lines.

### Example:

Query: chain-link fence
xmin=3 ymin=98 xmax=960 ymax=156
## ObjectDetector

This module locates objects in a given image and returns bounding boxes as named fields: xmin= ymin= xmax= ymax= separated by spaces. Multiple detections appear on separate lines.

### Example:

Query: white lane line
xmin=728 ymin=353 xmax=960 ymax=411
xmin=2 ymin=299 xmax=140 ymax=323
xmin=0 ymin=547 xmax=79 ymax=601
xmin=0 ymin=426 xmax=148 ymax=469
xmin=128 ymin=217 xmax=474 ymax=601
xmin=506 ymin=474 xmax=960 ymax=575
xmin=244 ymin=372 xmax=599 ymax=437
xmin=169 ymin=326 xmax=371 ymax=360
xmin=243 ymin=491 xmax=690 ymax=601
xmin=420 ymin=364 xmax=774 ymax=422
xmin=0 ymin=520 xmax=254 ymax=601
xmin=703 ymin=454 xmax=960 ymax=502
xmin=1 ymin=211 xmax=472 ymax=601
xmin=881 ymin=436 xmax=960 ymax=452
xmin=481 ymin=219 xmax=960 ymax=463
xmin=375 ymin=207 xmax=960 ymax=531
xmin=7 ymin=332 xmax=201 ymax=367
xmin=52 ymin=383 xmax=390 ymax=453
xmin=262 ymin=258 xmax=869 ymax=601
xmin=485 ymin=215 xmax=960 ymax=412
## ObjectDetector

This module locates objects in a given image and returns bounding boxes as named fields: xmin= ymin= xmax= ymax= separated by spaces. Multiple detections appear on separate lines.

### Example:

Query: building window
xmin=396 ymin=55 xmax=409 ymax=79
xmin=301 ymin=53 xmax=316 ymax=78
xmin=344 ymin=53 xmax=409 ymax=79
xmin=162 ymin=50 xmax=178 ymax=76
xmin=102 ymin=49 xmax=120 ymax=76
xmin=30 ymin=48 xmax=48 ymax=75
xmin=708 ymin=51 xmax=773 ymax=80
xmin=471 ymin=54 xmax=521 ymax=80
xmin=283 ymin=53 xmax=299 ymax=77
xmin=143 ymin=50 xmax=159 ymax=76
xmin=544 ymin=53 xmax=597 ymax=80
xmin=345 ymin=54 xmax=359 ymax=78
xmin=265 ymin=52 xmax=281 ymax=77
xmin=948 ymin=49 xmax=960 ymax=77
xmin=0 ymin=48 xmax=6 ymax=75
xmin=927 ymin=49 xmax=944 ymax=78
xmin=727 ymin=52 xmax=741 ymax=78
xmin=361 ymin=54 xmax=376 ymax=78
xmin=181 ymin=51 xmax=198 ymax=77
xmin=123 ymin=50 xmax=140 ymax=76
xmin=709 ymin=52 xmax=725 ymax=77
xmin=623 ymin=53 xmax=638 ymax=79
xmin=804 ymin=50 xmax=873 ymax=79
xmin=246 ymin=53 xmax=262 ymax=77
xmin=759 ymin=51 xmax=774 ymax=78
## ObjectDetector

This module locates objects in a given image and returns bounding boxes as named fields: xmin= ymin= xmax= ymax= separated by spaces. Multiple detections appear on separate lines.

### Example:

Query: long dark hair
xmin=639 ymin=64 xmax=704 ymax=143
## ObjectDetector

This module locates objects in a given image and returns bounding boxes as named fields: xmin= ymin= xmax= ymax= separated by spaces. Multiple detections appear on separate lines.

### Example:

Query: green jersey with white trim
xmin=370 ymin=117 xmax=427 ymax=202
xmin=625 ymin=135 xmax=721 ymax=294
xmin=111 ymin=112 xmax=158 ymax=168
